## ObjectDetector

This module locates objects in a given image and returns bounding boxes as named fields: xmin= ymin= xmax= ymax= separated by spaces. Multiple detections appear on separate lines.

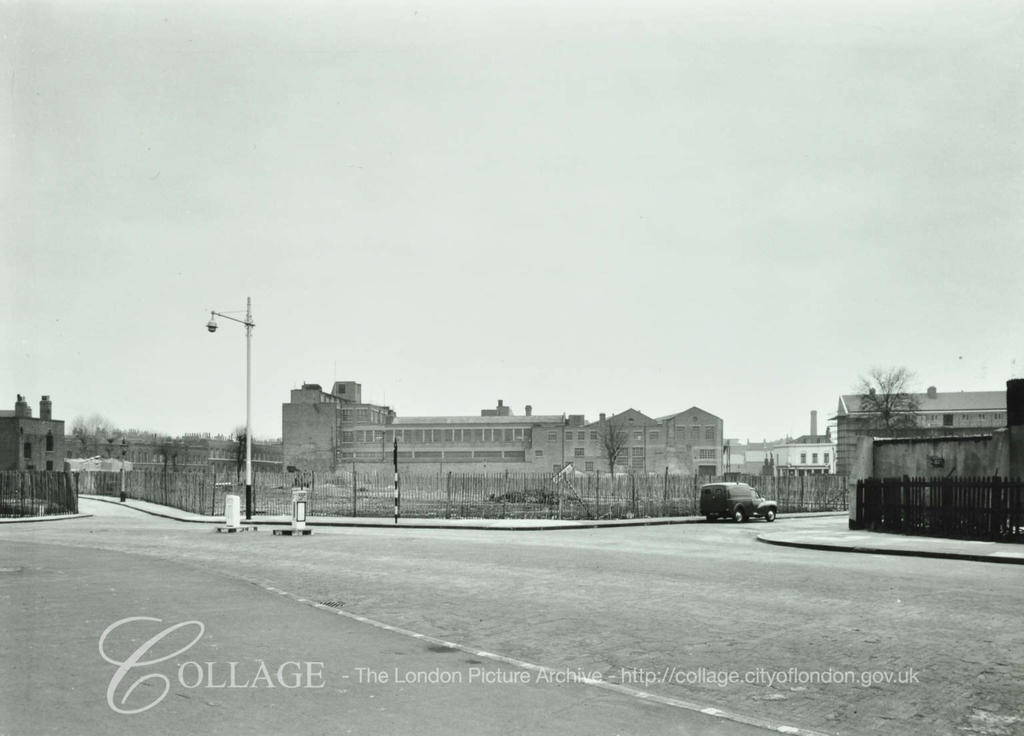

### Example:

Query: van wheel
xmin=705 ymin=514 xmax=716 ymax=522
xmin=764 ymin=509 xmax=776 ymax=522
xmin=733 ymin=507 xmax=746 ymax=523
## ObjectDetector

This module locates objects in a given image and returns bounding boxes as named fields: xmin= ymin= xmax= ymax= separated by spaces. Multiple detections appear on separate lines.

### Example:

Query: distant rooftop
xmin=393 ymin=415 xmax=563 ymax=426
xmin=838 ymin=390 xmax=1005 ymax=416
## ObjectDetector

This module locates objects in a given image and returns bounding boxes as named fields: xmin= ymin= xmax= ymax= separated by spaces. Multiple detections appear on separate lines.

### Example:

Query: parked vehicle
xmin=700 ymin=482 xmax=778 ymax=523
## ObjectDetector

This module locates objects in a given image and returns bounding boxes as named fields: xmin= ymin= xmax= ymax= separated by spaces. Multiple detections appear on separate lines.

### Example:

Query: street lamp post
xmin=206 ymin=297 xmax=255 ymax=520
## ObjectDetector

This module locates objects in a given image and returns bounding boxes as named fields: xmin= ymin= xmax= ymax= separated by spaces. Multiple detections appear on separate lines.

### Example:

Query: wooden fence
xmin=85 ymin=468 xmax=849 ymax=520
xmin=0 ymin=471 xmax=78 ymax=517
xmin=854 ymin=476 xmax=1024 ymax=542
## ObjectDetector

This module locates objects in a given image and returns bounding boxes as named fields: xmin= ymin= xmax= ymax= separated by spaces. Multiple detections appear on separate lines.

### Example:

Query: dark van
xmin=700 ymin=482 xmax=778 ymax=523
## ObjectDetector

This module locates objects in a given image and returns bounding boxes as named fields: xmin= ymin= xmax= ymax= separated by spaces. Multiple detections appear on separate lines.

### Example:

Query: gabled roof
xmin=838 ymin=390 xmax=1005 ymax=416
xmin=585 ymin=408 xmax=658 ymax=428
xmin=656 ymin=406 xmax=722 ymax=422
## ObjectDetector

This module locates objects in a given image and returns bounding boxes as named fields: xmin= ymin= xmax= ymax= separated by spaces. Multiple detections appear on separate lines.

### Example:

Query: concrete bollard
xmin=225 ymin=494 xmax=241 ymax=528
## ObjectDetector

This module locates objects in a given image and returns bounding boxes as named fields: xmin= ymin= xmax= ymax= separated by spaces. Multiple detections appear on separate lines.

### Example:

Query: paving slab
xmin=80 ymin=494 xmax=846 ymax=531
xmin=758 ymin=518 xmax=1024 ymax=564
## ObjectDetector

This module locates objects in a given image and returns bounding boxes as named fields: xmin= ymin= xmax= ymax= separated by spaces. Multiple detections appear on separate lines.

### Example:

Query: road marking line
xmin=251 ymin=579 xmax=834 ymax=736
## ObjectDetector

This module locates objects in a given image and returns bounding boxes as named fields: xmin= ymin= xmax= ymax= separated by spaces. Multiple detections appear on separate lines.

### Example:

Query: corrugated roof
xmin=839 ymin=390 xmax=1005 ymax=414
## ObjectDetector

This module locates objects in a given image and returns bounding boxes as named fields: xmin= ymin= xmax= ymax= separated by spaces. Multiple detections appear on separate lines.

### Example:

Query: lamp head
xmin=206 ymin=315 xmax=218 ymax=333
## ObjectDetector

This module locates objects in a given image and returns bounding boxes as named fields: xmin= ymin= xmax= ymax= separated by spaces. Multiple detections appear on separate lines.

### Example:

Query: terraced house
xmin=282 ymin=381 xmax=724 ymax=475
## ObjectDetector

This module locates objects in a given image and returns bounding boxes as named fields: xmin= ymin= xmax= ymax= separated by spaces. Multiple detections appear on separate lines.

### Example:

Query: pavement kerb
xmin=79 ymin=495 xmax=847 ymax=531
xmin=0 ymin=513 xmax=92 ymax=524
xmin=756 ymin=533 xmax=1024 ymax=565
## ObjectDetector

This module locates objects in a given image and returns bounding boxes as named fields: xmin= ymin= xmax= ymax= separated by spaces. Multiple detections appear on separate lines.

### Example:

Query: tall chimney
xmin=525 ymin=405 xmax=532 ymax=416
xmin=600 ymin=413 xmax=606 ymax=422
xmin=810 ymin=410 xmax=817 ymax=437
xmin=40 ymin=395 xmax=52 ymax=421
xmin=14 ymin=395 xmax=31 ymax=418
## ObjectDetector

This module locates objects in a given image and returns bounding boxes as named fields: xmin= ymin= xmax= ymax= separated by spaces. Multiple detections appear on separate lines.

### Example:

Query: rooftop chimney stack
xmin=927 ymin=386 xmax=937 ymax=399
xmin=14 ymin=395 xmax=31 ymax=418
xmin=40 ymin=395 xmax=52 ymax=421
xmin=600 ymin=413 xmax=606 ymax=422
xmin=811 ymin=410 xmax=818 ymax=437
xmin=525 ymin=405 xmax=532 ymax=416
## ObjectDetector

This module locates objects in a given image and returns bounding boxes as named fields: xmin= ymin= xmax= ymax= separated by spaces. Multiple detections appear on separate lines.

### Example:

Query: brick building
xmin=0 ymin=395 xmax=65 ymax=471
xmin=282 ymin=381 xmax=723 ymax=475
xmin=834 ymin=386 xmax=1006 ymax=477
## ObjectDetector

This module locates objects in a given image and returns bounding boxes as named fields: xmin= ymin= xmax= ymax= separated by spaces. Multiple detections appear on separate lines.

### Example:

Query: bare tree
xmin=157 ymin=438 xmax=184 ymax=473
xmin=69 ymin=414 xmax=118 ymax=454
xmin=856 ymin=367 xmax=920 ymax=430
xmin=233 ymin=425 xmax=248 ymax=482
xmin=597 ymin=416 xmax=629 ymax=475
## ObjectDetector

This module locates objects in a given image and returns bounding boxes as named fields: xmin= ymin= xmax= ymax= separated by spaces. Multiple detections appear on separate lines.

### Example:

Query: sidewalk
xmin=758 ymin=518 xmax=1024 ymax=565
xmin=0 ymin=512 xmax=92 ymax=524
xmin=79 ymin=494 xmax=847 ymax=530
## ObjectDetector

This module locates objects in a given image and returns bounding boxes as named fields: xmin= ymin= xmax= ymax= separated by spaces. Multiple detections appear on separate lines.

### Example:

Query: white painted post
xmin=291 ymin=489 xmax=307 ymax=531
xmin=225 ymin=494 xmax=241 ymax=528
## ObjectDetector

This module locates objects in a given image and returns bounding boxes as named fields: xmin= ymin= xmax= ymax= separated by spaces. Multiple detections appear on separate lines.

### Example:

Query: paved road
xmin=1 ymin=501 xmax=1021 ymax=736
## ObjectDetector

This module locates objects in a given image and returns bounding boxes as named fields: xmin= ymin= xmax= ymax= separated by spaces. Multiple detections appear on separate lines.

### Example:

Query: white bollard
xmin=291 ymin=489 xmax=307 ymax=531
xmin=225 ymin=494 xmax=241 ymax=528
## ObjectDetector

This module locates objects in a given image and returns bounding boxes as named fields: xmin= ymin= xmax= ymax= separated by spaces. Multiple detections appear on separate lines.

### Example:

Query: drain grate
xmin=318 ymin=600 xmax=344 ymax=608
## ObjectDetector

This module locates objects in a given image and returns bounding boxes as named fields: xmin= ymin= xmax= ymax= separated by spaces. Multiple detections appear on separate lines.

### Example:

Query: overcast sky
xmin=3 ymin=0 xmax=1022 ymax=443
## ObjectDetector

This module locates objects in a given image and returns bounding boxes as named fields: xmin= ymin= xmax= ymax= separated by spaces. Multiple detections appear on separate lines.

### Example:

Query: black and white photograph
xmin=2 ymin=1 xmax=1023 ymax=734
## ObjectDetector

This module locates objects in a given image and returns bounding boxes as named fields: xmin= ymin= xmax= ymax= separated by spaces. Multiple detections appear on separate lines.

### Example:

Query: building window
xmin=812 ymin=453 xmax=818 ymax=464
xmin=46 ymin=460 xmax=54 ymax=470
xmin=698 ymin=448 xmax=716 ymax=460
xmin=23 ymin=442 xmax=31 ymax=459
xmin=691 ymin=426 xmax=700 ymax=440
xmin=535 ymin=449 xmax=544 ymax=457
xmin=574 ymin=447 xmax=585 ymax=457
xmin=824 ymin=453 xmax=830 ymax=464
xmin=553 ymin=465 xmax=561 ymax=473
xmin=590 ymin=431 xmax=597 ymax=440
xmin=565 ymin=431 xmax=572 ymax=441
xmin=631 ymin=447 xmax=644 ymax=456
xmin=705 ymin=427 xmax=715 ymax=441
xmin=585 ymin=461 xmax=594 ymax=472
xmin=649 ymin=431 xmax=659 ymax=442
xmin=943 ymin=414 xmax=954 ymax=427
xmin=577 ymin=432 xmax=585 ymax=440
xmin=514 ymin=429 xmax=524 ymax=440
xmin=505 ymin=429 xmax=514 ymax=442
xmin=548 ymin=432 xmax=557 ymax=441
xmin=634 ymin=432 xmax=642 ymax=441
xmin=800 ymin=453 xmax=807 ymax=464
xmin=46 ymin=432 xmax=54 ymax=451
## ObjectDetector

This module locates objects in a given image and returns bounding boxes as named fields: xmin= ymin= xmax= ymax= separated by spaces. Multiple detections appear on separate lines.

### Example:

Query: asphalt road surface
xmin=1 ymin=500 xmax=1021 ymax=736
